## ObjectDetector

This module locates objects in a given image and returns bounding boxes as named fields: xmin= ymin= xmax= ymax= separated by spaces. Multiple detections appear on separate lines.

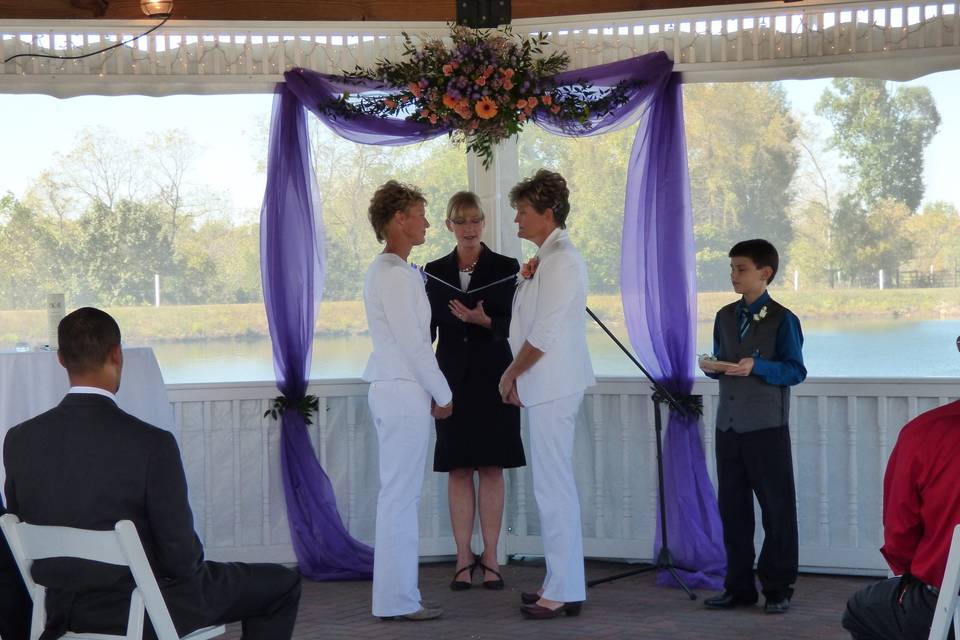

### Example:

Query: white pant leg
xmin=528 ymin=392 xmax=586 ymax=603
xmin=369 ymin=381 xmax=432 ymax=617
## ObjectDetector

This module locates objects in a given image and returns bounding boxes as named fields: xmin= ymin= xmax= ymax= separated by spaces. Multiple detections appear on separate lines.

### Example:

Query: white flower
xmin=752 ymin=305 xmax=768 ymax=323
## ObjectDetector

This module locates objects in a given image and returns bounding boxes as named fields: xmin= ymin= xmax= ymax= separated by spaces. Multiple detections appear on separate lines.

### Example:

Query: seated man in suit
xmin=3 ymin=307 xmax=301 ymax=640
xmin=1 ymin=500 xmax=31 ymax=640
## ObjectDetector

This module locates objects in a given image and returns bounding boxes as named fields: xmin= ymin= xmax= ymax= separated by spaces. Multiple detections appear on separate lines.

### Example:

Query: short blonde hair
xmin=445 ymin=191 xmax=484 ymax=221
xmin=368 ymin=180 xmax=427 ymax=243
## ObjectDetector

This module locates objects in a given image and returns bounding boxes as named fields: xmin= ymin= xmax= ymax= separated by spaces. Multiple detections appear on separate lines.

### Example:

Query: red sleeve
xmin=880 ymin=426 xmax=924 ymax=575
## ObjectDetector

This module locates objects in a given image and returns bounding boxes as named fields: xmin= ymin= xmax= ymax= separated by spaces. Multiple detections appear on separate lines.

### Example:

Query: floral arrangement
xmin=322 ymin=25 xmax=637 ymax=167
xmin=518 ymin=256 xmax=539 ymax=282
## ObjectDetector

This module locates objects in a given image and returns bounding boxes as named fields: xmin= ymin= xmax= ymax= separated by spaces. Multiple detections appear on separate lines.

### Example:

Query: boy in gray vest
xmin=700 ymin=239 xmax=806 ymax=614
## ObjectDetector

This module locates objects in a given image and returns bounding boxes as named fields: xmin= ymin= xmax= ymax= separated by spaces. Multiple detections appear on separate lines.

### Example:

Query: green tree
xmin=903 ymin=201 xmax=960 ymax=273
xmin=684 ymin=83 xmax=800 ymax=289
xmin=0 ymin=194 xmax=65 ymax=309
xmin=78 ymin=199 xmax=172 ymax=305
xmin=815 ymin=79 xmax=940 ymax=211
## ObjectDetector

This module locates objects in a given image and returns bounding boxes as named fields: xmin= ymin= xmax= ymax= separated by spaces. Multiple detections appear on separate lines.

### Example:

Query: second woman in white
xmin=499 ymin=169 xmax=595 ymax=620
xmin=362 ymin=180 xmax=453 ymax=621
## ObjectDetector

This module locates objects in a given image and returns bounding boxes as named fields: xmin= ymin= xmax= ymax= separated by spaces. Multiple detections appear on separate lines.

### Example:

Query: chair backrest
xmin=929 ymin=523 xmax=960 ymax=640
xmin=0 ymin=513 xmax=181 ymax=640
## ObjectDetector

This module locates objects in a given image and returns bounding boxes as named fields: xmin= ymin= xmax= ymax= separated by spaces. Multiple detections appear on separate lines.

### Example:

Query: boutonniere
xmin=410 ymin=263 xmax=428 ymax=286
xmin=517 ymin=257 xmax=539 ymax=284
xmin=752 ymin=305 xmax=768 ymax=323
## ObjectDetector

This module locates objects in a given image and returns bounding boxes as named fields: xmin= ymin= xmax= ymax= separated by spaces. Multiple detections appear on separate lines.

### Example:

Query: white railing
xmin=2 ymin=0 xmax=959 ymax=96
xmin=168 ymin=376 xmax=960 ymax=576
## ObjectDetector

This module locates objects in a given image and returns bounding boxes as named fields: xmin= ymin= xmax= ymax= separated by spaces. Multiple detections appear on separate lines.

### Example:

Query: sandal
xmin=476 ymin=558 xmax=504 ymax=590
xmin=450 ymin=561 xmax=475 ymax=591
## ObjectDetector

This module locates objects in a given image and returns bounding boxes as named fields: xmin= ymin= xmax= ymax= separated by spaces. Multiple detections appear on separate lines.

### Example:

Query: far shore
xmin=3 ymin=287 xmax=959 ymax=345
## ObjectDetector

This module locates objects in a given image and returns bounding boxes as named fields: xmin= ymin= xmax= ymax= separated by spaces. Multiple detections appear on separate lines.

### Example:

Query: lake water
xmin=148 ymin=318 xmax=960 ymax=384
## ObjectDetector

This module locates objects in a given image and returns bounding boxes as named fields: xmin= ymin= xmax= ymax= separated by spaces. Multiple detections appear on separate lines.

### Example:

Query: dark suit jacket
xmin=425 ymin=243 xmax=519 ymax=386
xmin=3 ymin=393 xmax=209 ymax=637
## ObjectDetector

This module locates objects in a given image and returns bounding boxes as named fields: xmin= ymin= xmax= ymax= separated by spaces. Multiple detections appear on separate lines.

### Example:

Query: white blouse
xmin=362 ymin=253 xmax=452 ymax=406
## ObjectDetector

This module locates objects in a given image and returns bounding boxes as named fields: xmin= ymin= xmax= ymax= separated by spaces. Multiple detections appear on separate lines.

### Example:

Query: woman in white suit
xmin=362 ymin=180 xmax=453 ymax=621
xmin=498 ymin=169 xmax=596 ymax=619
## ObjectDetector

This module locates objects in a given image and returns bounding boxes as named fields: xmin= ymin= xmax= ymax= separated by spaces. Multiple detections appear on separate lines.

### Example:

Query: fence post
xmin=155 ymin=273 xmax=160 ymax=307
xmin=793 ymin=269 xmax=799 ymax=291
xmin=878 ymin=269 xmax=884 ymax=290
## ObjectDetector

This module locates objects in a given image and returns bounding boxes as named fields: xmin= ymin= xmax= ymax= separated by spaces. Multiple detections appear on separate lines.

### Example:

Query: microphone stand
xmin=584 ymin=306 xmax=697 ymax=600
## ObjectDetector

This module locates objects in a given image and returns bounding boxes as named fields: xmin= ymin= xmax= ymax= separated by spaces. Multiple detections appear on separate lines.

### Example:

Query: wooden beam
xmin=0 ymin=0 xmax=777 ymax=21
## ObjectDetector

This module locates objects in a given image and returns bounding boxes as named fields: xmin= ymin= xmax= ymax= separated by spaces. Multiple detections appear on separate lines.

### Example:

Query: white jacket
xmin=362 ymin=253 xmax=452 ymax=406
xmin=509 ymin=228 xmax=595 ymax=407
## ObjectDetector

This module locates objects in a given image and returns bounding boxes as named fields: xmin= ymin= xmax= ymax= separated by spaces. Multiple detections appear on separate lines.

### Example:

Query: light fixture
xmin=140 ymin=0 xmax=173 ymax=17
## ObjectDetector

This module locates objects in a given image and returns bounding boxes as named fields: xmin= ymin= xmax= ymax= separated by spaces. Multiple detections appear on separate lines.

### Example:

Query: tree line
xmin=1 ymin=78 xmax=958 ymax=310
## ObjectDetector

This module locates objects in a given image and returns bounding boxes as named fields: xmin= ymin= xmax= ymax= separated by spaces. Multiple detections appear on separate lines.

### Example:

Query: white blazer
xmin=362 ymin=253 xmax=452 ymax=406
xmin=509 ymin=228 xmax=595 ymax=407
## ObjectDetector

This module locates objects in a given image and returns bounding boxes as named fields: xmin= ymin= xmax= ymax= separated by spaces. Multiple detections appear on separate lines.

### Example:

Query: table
xmin=0 ymin=347 xmax=175 ymax=494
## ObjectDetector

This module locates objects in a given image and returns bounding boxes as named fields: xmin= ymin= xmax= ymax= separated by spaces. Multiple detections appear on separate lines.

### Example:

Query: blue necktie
xmin=738 ymin=307 xmax=751 ymax=340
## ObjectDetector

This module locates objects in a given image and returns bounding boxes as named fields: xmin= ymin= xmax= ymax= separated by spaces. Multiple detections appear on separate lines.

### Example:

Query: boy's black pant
xmin=842 ymin=575 xmax=949 ymax=640
xmin=716 ymin=425 xmax=798 ymax=601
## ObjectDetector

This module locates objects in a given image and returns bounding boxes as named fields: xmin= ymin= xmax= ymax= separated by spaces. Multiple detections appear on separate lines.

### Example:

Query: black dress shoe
xmin=520 ymin=591 xmax=540 ymax=605
xmin=764 ymin=597 xmax=790 ymax=614
xmin=704 ymin=590 xmax=758 ymax=609
xmin=520 ymin=602 xmax=583 ymax=619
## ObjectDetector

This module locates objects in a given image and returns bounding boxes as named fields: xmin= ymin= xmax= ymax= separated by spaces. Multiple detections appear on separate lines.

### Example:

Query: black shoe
xmin=764 ymin=597 xmax=790 ymax=614
xmin=476 ymin=559 xmax=504 ymax=590
xmin=520 ymin=591 xmax=541 ymax=605
xmin=449 ymin=561 xmax=475 ymax=591
xmin=520 ymin=601 xmax=583 ymax=619
xmin=704 ymin=590 xmax=758 ymax=609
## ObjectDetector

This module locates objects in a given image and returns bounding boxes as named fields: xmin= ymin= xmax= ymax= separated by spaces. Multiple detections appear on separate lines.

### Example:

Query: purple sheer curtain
xmin=261 ymin=84 xmax=373 ymax=580
xmin=621 ymin=73 xmax=725 ymax=589
xmin=265 ymin=51 xmax=724 ymax=585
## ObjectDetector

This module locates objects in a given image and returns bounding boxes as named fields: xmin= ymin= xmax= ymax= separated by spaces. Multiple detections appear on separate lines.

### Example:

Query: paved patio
xmin=222 ymin=558 xmax=874 ymax=639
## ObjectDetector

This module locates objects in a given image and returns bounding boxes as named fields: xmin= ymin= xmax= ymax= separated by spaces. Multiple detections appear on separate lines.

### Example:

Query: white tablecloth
xmin=0 ymin=347 xmax=175 ymax=496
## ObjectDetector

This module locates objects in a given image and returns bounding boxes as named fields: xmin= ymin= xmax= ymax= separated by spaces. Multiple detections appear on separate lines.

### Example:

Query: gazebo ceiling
xmin=1 ymin=0 xmax=777 ymax=21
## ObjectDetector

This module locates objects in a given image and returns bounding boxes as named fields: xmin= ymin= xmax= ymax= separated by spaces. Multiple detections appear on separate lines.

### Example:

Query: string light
xmin=0 ymin=5 xmax=949 ymax=80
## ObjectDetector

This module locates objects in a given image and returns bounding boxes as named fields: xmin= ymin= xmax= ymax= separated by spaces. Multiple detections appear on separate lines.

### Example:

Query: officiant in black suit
xmin=3 ymin=307 xmax=301 ymax=640
xmin=425 ymin=192 xmax=525 ymax=591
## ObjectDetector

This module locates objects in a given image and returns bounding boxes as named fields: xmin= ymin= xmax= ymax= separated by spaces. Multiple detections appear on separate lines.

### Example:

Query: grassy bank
xmin=3 ymin=288 xmax=959 ymax=344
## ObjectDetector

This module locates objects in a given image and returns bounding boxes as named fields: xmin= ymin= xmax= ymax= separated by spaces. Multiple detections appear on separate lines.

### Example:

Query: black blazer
xmin=3 ymin=393 xmax=208 ymax=636
xmin=425 ymin=243 xmax=519 ymax=385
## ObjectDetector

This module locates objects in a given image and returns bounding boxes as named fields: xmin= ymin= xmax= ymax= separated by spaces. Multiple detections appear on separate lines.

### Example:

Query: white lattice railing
xmin=2 ymin=0 xmax=959 ymax=96
xmin=170 ymin=376 xmax=959 ymax=576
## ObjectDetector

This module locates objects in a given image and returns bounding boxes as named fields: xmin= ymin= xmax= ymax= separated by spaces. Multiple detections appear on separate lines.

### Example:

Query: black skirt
xmin=433 ymin=365 xmax=525 ymax=472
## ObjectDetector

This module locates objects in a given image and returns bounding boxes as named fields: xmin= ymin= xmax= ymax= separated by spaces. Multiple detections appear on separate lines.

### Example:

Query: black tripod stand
xmin=584 ymin=306 xmax=697 ymax=600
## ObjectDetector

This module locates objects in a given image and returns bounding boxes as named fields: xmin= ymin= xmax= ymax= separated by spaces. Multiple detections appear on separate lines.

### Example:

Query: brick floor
xmin=222 ymin=559 xmax=874 ymax=639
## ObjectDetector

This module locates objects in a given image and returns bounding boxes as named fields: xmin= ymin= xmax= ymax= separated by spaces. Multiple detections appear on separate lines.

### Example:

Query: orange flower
xmin=442 ymin=64 xmax=454 ymax=76
xmin=541 ymin=94 xmax=552 ymax=105
xmin=502 ymin=78 xmax=514 ymax=90
xmin=502 ymin=68 xmax=515 ymax=78
xmin=484 ymin=64 xmax=495 ymax=77
xmin=519 ymin=257 xmax=539 ymax=279
xmin=551 ymin=104 xmax=561 ymax=114
xmin=475 ymin=96 xmax=498 ymax=120
xmin=516 ymin=98 xmax=528 ymax=109
xmin=475 ymin=75 xmax=486 ymax=87
xmin=409 ymin=82 xmax=422 ymax=97
xmin=527 ymin=96 xmax=538 ymax=107
xmin=429 ymin=114 xmax=438 ymax=124
xmin=442 ymin=94 xmax=459 ymax=109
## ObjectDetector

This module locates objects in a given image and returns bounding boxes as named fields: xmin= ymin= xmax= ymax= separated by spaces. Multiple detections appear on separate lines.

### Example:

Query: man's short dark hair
xmin=58 ymin=307 xmax=121 ymax=374
xmin=729 ymin=239 xmax=779 ymax=284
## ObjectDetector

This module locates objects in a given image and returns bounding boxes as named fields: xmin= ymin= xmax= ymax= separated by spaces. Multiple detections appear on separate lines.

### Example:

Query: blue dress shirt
xmin=709 ymin=291 xmax=807 ymax=387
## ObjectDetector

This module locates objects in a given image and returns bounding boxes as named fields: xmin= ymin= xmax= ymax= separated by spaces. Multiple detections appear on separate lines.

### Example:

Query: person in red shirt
xmin=842 ymin=338 xmax=960 ymax=639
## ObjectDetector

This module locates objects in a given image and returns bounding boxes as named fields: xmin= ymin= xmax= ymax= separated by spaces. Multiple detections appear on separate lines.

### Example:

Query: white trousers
xmin=528 ymin=391 xmax=587 ymax=603
xmin=368 ymin=380 xmax=432 ymax=617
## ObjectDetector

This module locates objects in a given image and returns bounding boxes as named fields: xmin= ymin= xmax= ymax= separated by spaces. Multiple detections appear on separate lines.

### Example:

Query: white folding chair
xmin=0 ymin=513 xmax=224 ymax=640
xmin=929 ymin=523 xmax=960 ymax=640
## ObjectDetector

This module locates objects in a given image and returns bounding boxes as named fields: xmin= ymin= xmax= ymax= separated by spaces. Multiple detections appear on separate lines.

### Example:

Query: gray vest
xmin=715 ymin=299 xmax=790 ymax=433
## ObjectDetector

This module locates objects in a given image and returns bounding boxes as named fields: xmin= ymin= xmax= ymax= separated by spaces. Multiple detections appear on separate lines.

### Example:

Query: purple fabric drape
xmin=261 ymin=84 xmax=373 ymax=580
xmin=266 ymin=50 xmax=724 ymax=586
xmin=621 ymin=73 xmax=725 ymax=590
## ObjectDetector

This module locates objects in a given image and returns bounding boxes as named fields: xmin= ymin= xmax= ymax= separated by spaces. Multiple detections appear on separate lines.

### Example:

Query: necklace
xmin=459 ymin=257 xmax=479 ymax=273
